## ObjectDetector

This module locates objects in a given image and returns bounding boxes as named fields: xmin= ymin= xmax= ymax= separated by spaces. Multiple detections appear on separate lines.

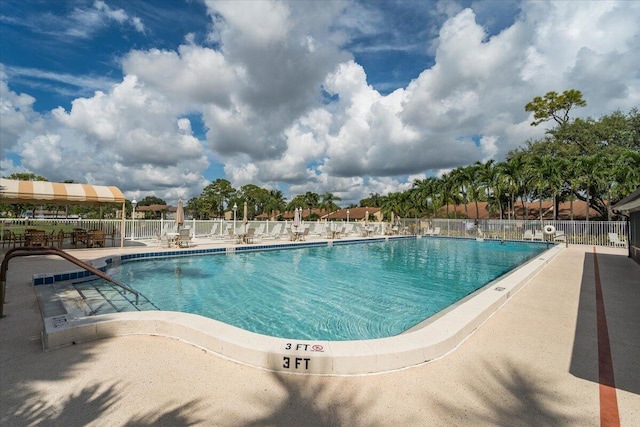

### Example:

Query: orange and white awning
xmin=0 ymin=179 xmax=125 ymax=205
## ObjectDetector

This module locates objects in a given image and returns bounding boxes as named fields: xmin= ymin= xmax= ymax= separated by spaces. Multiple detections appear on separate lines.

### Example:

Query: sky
xmin=1 ymin=0 xmax=639 ymax=207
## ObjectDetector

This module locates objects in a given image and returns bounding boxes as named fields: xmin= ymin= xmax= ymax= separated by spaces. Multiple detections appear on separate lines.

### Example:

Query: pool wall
xmin=39 ymin=239 xmax=563 ymax=375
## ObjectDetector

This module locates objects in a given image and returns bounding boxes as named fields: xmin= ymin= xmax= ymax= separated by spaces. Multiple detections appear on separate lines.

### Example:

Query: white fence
xmin=1 ymin=217 xmax=628 ymax=248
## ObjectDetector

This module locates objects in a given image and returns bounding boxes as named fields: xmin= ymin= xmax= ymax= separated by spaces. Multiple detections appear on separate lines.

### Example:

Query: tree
xmin=2 ymin=172 xmax=48 ymax=181
xmin=302 ymin=191 xmax=320 ymax=219
xmin=525 ymin=89 xmax=586 ymax=127
xmin=264 ymin=189 xmax=287 ymax=218
xmin=199 ymin=179 xmax=235 ymax=218
xmin=138 ymin=196 xmax=166 ymax=206
xmin=411 ymin=177 xmax=438 ymax=217
xmin=359 ymin=193 xmax=383 ymax=207
xmin=320 ymin=192 xmax=341 ymax=214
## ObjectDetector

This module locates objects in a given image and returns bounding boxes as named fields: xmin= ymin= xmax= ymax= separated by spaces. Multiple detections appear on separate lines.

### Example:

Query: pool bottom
xmin=40 ymin=243 xmax=563 ymax=375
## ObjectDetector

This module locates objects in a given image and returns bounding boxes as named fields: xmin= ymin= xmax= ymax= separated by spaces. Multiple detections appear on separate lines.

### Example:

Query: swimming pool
xmin=105 ymin=238 xmax=546 ymax=341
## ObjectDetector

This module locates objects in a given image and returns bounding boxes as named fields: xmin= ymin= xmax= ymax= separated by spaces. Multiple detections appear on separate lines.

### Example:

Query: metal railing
xmin=1 ymin=246 xmax=140 ymax=318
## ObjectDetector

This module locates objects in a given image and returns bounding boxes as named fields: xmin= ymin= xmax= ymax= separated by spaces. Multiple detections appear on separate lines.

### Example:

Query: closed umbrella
xmin=243 ymin=201 xmax=248 ymax=233
xmin=293 ymin=207 xmax=301 ymax=230
xmin=364 ymin=209 xmax=369 ymax=235
xmin=175 ymin=198 xmax=185 ymax=229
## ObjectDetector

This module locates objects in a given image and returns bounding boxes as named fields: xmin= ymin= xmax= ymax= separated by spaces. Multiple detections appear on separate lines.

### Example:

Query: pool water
xmin=107 ymin=238 xmax=546 ymax=340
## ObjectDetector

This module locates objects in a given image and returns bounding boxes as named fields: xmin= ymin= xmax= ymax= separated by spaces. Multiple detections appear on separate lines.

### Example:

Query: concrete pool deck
xmin=1 ymin=241 xmax=639 ymax=425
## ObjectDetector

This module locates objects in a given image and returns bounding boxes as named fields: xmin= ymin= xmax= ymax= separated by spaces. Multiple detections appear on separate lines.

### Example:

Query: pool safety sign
xmin=276 ymin=341 xmax=328 ymax=372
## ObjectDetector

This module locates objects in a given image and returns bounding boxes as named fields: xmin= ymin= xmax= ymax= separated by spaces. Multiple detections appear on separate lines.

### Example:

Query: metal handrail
xmin=1 ymin=246 xmax=140 ymax=318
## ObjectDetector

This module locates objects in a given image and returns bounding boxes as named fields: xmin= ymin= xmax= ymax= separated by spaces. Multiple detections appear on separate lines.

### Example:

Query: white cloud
xmin=66 ymin=1 xmax=145 ymax=38
xmin=0 ymin=71 xmax=45 ymax=153
xmin=2 ymin=0 xmax=639 ymax=205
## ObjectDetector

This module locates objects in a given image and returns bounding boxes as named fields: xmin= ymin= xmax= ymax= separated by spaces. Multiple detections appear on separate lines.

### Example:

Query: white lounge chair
xmin=523 ymin=230 xmax=534 ymax=240
xmin=309 ymin=222 xmax=325 ymax=237
xmin=265 ymin=223 xmax=282 ymax=239
xmin=553 ymin=230 xmax=566 ymax=242
xmin=432 ymin=227 xmax=441 ymax=236
xmin=608 ymin=233 xmax=626 ymax=247
xmin=208 ymin=223 xmax=218 ymax=237
xmin=532 ymin=230 xmax=544 ymax=241
xmin=253 ymin=223 xmax=265 ymax=240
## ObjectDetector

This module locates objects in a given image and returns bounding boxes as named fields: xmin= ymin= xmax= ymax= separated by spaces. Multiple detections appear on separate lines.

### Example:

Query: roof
xmin=324 ymin=207 xmax=381 ymax=220
xmin=612 ymin=186 xmax=640 ymax=213
xmin=437 ymin=200 xmax=602 ymax=220
xmin=0 ymin=179 xmax=125 ymax=205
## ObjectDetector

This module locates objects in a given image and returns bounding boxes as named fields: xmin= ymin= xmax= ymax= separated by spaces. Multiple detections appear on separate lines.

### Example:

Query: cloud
xmin=65 ymin=0 xmax=146 ymax=38
xmin=3 ymin=65 xmax=118 ymax=98
xmin=0 ymin=70 xmax=46 ymax=153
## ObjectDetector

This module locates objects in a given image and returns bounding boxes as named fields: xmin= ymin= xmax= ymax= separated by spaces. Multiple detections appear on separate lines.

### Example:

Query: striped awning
xmin=0 ymin=179 xmax=125 ymax=205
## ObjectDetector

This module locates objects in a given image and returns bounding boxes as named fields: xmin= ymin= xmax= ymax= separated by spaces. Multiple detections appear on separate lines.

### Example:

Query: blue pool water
xmin=106 ymin=238 xmax=546 ymax=340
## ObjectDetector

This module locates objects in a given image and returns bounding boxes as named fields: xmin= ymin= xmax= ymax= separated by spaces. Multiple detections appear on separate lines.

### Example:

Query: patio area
xmin=1 ymin=243 xmax=638 ymax=425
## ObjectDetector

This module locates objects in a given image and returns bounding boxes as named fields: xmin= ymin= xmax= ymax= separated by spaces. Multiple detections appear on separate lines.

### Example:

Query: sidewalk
xmin=1 ymin=245 xmax=638 ymax=426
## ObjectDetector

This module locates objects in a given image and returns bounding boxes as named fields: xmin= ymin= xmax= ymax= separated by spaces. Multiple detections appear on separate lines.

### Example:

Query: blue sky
xmin=2 ymin=0 xmax=639 ymax=205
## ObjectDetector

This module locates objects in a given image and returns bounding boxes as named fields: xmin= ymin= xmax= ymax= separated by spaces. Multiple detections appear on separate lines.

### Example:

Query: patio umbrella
xmin=293 ymin=207 xmax=301 ymax=230
xmin=175 ymin=198 xmax=185 ymax=229
xmin=243 ymin=201 xmax=248 ymax=233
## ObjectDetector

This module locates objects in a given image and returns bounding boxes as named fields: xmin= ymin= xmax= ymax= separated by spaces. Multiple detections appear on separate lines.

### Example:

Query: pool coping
xmin=37 ymin=237 xmax=564 ymax=375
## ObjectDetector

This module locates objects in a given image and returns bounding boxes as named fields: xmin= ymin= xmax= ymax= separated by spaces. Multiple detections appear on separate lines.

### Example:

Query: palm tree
xmin=303 ymin=192 xmax=319 ymax=219
xmin=526 ymin=156 xmax=549 ymax=222
xmin=265 ymin=189 xmax=287 ymax=218
xmin=439 ymin=172 xmax=454 ymax=218
xmin=411 ymin=177 xmax=438 ymax=217
xmin=575 ymin=154 xmax=602 ymax=222
xmin=320 ymin=192 xmax=342 ymax=214
xmin=477 ymin=160 xmax=500 ymax=218
xmin=499 ymin=157 xmax=524 ymax=220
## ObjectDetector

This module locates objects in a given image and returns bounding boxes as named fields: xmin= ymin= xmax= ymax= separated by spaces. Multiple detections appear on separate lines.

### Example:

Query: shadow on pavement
xmin=570 ymin=251 xmax=640 ymax=395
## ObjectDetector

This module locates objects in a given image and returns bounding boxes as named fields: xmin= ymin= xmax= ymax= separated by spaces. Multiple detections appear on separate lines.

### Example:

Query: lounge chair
xmin=523 ymin=230 xmax=534 ymax=240
xmin=432 ymin=227 xmax=441 ymax=236
xmin=532 ymin=230 xmax=544 ymax=241
xmin=253 ymin=223 xmax=265 ymax=239
xmin=608 ymin=233 xmax=626 ymax=247
xmin=553 ymin=230 xmax=566 ymax=242
xmin=155 ymin=231 xmax=170 ymax=248
xmin=264 ymin=223 xmax=282 ymax=239
xmin=309 ymin=222 xmax=325 ymax=237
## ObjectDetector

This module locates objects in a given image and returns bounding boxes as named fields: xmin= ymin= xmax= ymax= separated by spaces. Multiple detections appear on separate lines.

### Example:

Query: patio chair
xmin=608 ymin=233 xmax=626 ymax=248
xmin=523 ymin=230 xmax=534 ymax=240
xmin=299 ymin=227 xmax=310 ymax=241
xmin=25 ymin=230 xmax=47 ymax=247
xmin=244 ymin=227 xmax=256 ymax=244
xmin=2 ymin=230 xmax=17 ymax=248
xmin=87 ymin=230 xmax=106 ymax=248
xmin=177 ymin=228 xmax=192 ymax=248
xmin=532 ymin=230 xmax=544 ymax=241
